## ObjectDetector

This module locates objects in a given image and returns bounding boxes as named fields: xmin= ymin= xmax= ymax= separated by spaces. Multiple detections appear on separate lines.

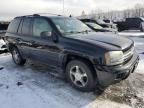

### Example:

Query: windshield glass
xmin=140 ymin=17 xmax=144 ymax=21
xmin=52 ymin=17 xmax=92 ymax=35
xmin=96 ymin=19 xmax=105 ymax=24
xmin=86 ymin=22 xmax=103 ymax=29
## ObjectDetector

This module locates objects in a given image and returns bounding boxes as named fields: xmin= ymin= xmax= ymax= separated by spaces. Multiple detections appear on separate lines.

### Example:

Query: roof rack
xmin=36 ymin=13 xmax=62 ymax=16
xmin=15 ymin=14 xmax=40 ymax=18
xmin=15 ymin=13 xmax=63 ymax=18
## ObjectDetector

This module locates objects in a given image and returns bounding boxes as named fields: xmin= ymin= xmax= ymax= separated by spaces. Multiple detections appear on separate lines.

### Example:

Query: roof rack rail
xmin=15 ymin=14 xmax=40 ymax=18
xmin=33 ymin=14 xmax=40 ymax=16
xmin=36 ymin=13 xmax=62 ymax=16
xmin=15 ymin=13 xmax=63 ymax=19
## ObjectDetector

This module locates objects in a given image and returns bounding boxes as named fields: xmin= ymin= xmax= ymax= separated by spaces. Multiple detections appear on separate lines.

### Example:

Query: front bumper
xmin=94 ymin=53 xmax=139 ymax=88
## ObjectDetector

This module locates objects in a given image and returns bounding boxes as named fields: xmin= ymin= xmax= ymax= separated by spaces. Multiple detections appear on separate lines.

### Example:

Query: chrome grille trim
xmin=123 ymin=45 xmax=135 ymax=62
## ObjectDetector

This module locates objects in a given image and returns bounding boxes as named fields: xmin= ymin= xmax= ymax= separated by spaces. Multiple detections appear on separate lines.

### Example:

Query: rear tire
xmin=11 ymin=47 xmax=26 ymax=65
xmin=66 ymin=60 xmax=97 ymax=92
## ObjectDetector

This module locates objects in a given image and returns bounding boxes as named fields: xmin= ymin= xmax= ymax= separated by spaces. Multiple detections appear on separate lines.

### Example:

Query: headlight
xmin=105 ymin=51 xmax=124 ymax=65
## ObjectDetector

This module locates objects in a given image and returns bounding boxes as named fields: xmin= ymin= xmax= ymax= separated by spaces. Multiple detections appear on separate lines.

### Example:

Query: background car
xmin=84 ymin=22 xmax=117 ymax=33
xmin=115 ymin=17 xmax=144 ymax=32
xmin=0 ymin=37 xmax=7 ymax=52
xmin=0 ymin=22 xmax=9 ymax=53
xmin=79 ymin=18 xmax=118 ymax=32
xmin=96 ymin=19 xmax=117 ymax=30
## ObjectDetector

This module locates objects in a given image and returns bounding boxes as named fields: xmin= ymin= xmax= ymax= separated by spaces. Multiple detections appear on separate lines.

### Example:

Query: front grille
xmin=123 ymin=44 xmax=135 ymax=64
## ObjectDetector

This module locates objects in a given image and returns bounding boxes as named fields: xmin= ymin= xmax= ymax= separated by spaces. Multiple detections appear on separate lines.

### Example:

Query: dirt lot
xmin=0 ymin=32 xmax=144 ymax=108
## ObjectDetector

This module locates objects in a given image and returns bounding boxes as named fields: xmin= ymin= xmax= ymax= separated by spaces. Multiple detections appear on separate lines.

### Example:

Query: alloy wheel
xmin=69 ymin=65 xmax=88 ymax=87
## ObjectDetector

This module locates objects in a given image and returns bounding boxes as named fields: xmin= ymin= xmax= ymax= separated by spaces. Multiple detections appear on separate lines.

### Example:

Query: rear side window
xmin=21 ymin=18 xmax=32 ymax=35
xmin=7 ymin=18 xmax=21 ymax=33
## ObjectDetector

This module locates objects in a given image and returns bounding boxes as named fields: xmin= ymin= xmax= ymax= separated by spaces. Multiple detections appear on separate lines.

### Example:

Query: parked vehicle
xmin=83 ymin=22 xmax=117 ymax=33
xmin=103 ymin=19 xmax=112 ymax=23
xmin=5 ymin=14 xmax=139 ymax=92
xmin=97 ymin=19 xmax=117 ymax=29
xmin=0 ymin=37 xmax=7 ymax=52
xmin=80 ymin=18 xmax=117 ymax=31
xmin=0 ymin=22 xmax=9 ymax=31
xmin=115 ymin=17 xmax=144 ymax=32
xmin=0 ymin=22 xmax=9 ymax=38
xmin=0 ymin=22 xmax=9 ymax=52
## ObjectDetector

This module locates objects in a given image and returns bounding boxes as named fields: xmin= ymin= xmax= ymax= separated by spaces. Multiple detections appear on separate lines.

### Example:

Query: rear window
xmin=7 ymin=18 xmax=21 ymax=33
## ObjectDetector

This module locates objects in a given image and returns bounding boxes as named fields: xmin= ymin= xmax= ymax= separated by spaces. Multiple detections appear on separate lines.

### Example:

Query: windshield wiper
xmin=64 ymin=31 xmax=82 ymax=34
xmin=79 ymin=30 xmax=92 ymax=34
xmin=64 ymin=30 xmax=92 ymax=35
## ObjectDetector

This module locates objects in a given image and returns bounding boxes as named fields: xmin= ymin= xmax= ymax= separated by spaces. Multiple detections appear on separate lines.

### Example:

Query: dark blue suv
xmin=4 ymin=14 xmax=139 ymax=92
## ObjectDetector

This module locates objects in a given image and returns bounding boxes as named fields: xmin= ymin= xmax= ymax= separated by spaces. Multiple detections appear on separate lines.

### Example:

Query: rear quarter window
xmin=7 ymin=18 xmax=21 ymax=33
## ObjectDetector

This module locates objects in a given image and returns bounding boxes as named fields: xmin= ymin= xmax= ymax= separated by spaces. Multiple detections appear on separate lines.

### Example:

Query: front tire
xmin=66 ymin=60 xmax=97 ymax=92
xmin=11 ymin=47 xmax=26 ymax=65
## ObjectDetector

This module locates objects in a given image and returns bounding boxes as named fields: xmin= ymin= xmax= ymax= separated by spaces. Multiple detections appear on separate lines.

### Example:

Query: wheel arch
xmin=7 ymin=43 xmax=17 ymax=52
xmin=63 ymin=53 xmax=96 ymax=76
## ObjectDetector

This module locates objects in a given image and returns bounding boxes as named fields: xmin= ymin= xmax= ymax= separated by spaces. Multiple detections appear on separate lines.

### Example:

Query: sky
xmin=0 ymin=0 xmax=144 ymax=21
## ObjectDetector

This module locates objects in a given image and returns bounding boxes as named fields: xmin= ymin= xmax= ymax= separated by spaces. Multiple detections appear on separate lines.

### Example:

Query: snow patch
xmin=135 ymin=54 xmax=144 ymax=74
xmin=0 ymin=54 xmax=131 ymax=108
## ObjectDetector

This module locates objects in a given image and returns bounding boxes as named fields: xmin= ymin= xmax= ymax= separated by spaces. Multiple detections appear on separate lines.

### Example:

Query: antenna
xmin=63 ymin=0 xmax=64 ymax=15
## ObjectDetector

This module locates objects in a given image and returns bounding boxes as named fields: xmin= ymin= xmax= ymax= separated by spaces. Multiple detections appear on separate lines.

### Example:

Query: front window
xmin=33 ymin=18 xmax=52 ymax=37
xmin=52 ymin=17 xmax=92 ymax=35
xmin=96 ymin=19 xmax=105 ymax=24
xmin=86 ymin=22 xmax=103 ymax=29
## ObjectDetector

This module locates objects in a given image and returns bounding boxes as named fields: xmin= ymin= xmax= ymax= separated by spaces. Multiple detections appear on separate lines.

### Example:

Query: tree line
xmin=87 ymin=4 xmax=144 ymax=21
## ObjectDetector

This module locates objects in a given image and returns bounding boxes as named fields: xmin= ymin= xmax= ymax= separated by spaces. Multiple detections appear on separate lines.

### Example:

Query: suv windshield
xmin=52 ymin=18 xmax=92 ymax=35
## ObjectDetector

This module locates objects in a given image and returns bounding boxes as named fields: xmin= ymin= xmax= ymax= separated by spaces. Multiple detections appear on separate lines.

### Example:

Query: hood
xmin=69 ymin=32 xmax=133 ymax=51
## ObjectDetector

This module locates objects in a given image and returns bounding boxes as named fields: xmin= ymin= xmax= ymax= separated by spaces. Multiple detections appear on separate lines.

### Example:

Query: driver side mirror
xmin=40 ymin=31 xmax=58 ymax=42
xmin=40 ymin=31 xmax=52 ymax=38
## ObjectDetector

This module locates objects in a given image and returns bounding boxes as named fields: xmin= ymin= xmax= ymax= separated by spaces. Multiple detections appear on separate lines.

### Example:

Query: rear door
xmin=17 ymin=17 xmax=34 ymax=58
xmin=6 ymin=18 xmax=21 ymax=50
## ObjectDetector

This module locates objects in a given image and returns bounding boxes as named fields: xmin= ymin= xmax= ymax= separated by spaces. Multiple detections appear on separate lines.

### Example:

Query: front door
xmin=30 ymin=17 xmax=62 ymax=67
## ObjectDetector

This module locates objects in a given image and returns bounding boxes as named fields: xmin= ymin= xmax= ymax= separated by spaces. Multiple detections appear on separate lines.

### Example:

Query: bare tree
xmin=88 ymin=3 xmax=144 ymax=20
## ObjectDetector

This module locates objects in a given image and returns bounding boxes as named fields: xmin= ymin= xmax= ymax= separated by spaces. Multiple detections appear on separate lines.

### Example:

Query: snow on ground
xmin=0 ymin=39 xmax=5 ymax=45
xmin=0 ymin=32 xmax=144 ymax=108
xmin=118 ymin=31 xmax=144 ymax=37
xmin=0 ymin=54 xmax=131 ymax=108
xmin=136 ymin=54 xmax=144 ymax=74
xmin=119 ymin=32 xmax=144 ymax=74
